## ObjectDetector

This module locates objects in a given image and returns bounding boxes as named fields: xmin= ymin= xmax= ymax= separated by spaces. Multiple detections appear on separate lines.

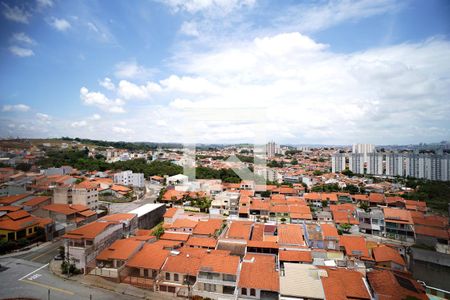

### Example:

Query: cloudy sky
xmin=0 ymin=0 xmax=449 ymax=145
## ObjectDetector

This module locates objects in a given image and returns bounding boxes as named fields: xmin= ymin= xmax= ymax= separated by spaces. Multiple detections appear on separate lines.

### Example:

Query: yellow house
xmin=0 ymin=210 xmax=40 ymax=242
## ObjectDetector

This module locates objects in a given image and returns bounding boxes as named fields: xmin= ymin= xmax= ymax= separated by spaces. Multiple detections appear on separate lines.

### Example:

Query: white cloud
xmin=36 ymin=113 xmax=51 ymax=122
xmin=114 ymin=60 xmax=156 ymax=79
xmin=80 ymin=87 xmax=125 ymax=113
xmin=276 ymin=0 xmax=402 ymax=33
xmin=117 ymin=80 xmax=162 ymax=100
xmin=160 ymin=75 xmax=220 ymax=94
xmin=9 ymin=46 xmax=34 ymax=57
xmin=37 ymin=0 xmax=53 ymax=8
xmin=11 ymin=32 xmax=35 ymax=45
xmin=99 ymin=77 xmax=115 ymax=91
xmin=71 ymin=120 xmax=88 ymax=128
xmin=91 ymin=114 xmax=101 ymax=120
xmin=180 ymin=21 xmax=199 ymax=37
xmin=1 ymin=2 xmax=31 ymax=23
xmin=2 ymin=104 xmax=30 ymax=112
xmin=162 ymin=0 xmax=256 ymax=14
xmin=49 ymin=17 xmax=71 ymax=31
xmin=112 ymin=126 xmax=133 ymax=134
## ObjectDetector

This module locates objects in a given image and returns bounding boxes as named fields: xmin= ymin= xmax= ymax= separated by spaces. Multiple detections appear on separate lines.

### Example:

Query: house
xmin=122 ymin=242 xmax=170 ymax=289
xmin=167 ymin=219 xmax=198 ymax=233
xmin=40 ymin=204 xmax=97 ymax=227
xmin=62 ymin=220 xmax=124 ymax=273
xmin=163 ymin=207 xmax=182 ymax=224
xmin=383 ymin=207 xmax=415 ymax=242
xmin=367 ymin=269 xmax=428 ymax=300
xmin=113 ymin=170 xmax=145 ymax=188
xmin=0 ymin=210 xmax=48 ymax=242
xmin=279 ymin=250 xmax=313 ymax=266
xmin=158 ymin=249 xmax=204 ymax=297
xmin=372 ymin=244 xmax=406 ymax=271
xmin=193 ymin=253 xmax=241 ymax=299
xmin=0 ymin=193 xmax=33 ymax=206
xmin=278 ymin=224 xmax=306 ymax=247
xmin=192 ymin=219 xmax=224 ymax=238
xmin=339 ymin=235 xmax=372 ymax=262
xmin=226 ymin=221 xmax=253 ymax=240
xmin=21 ymin=196 xmax=51 ymax=213
xmin=356 ymin=207 xmax=385 ymax=236
xmin=238 ymin=254 xmax=279 ymax=299
xmin=186 ymin=236 xmax=217 ymax=250
xmin=53 ymin=181 xmax=99 ymax=210
xmin=280 ymin=263 xmax=325 ymax=299
xmin=320 ymin=267 xmax=371 ymax=300
xmin=93 ymin=238 xmax=144 ymax=280
xmin=100 ymin=213 xmax=138 ymax=237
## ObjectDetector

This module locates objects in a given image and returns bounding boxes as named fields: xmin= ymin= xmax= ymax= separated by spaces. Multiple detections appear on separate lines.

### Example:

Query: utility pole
xmin=48 ymin=289 xmax=50 ymax=300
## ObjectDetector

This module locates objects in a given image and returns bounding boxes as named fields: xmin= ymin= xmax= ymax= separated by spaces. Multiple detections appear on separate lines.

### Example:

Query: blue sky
xmin=0 ymin=0 xmax=449 ymax=144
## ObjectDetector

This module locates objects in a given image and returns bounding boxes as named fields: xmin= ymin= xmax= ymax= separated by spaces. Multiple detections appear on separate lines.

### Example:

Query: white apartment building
xmin=53 ymin=181 xmax=99 ymax=210
xmin=385 ymin=153 xmax=404 ymax=176
xmin=352 ymin=143 xmax=375 ymax=164
xmin=366 ymin=153 xmax=383 ymax=175
xmin=331 ymin=153 xmax=346 ymax=173
xmin=113 ymin=170 xmax=145 ymax=188
xmin=348 ymin=153 xmax=365 ymax=174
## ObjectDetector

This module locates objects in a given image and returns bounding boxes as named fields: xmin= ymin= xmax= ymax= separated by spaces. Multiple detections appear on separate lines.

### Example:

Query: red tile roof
xmin=100 ymin=213 xmax=135 ymax=222
xmin=96 ymin=238 xmax=143 ymax=261
xmin=199 ymin=253 xmax=240 ymax=275
xmin=339 ymin=235 xmax=371 ymax=260
xmin=372 ymin=245 xmax=406 ymax=266
xmin=126 ymin=243 xmax=170 ymax=270
xmin=279 ymin=250 xmax=312 ymax=263
xmin=239 ymin=254 xmax=279 ymax=292
xmin=193 ymin=219 xmax=223 ymax=236
xmin=321 ymin=267 xmax=370 ymax=300
xmin=368 ymin=269 xmax=428 ymax=300
xmin=63 ymin=221 xmax=118 ymax=240
xmin=0 ymin=193 xmax=31 ymax=205
xmin=186 ymin=236 xmax=217 ymax=248
xmin=227 ymin=221 xmax=253 ymax=240
xmin=278 ymin=224 xmax=305 ymax=246
xmin=384 ymin=208 xmax=413 ymax=224
xmin=22 ymin=196 xmax=50 ymax=207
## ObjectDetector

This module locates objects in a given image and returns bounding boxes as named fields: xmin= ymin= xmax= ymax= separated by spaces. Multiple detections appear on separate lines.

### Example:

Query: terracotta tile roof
xmin=169 ymin=218 xmax=198 ymax=229
xmin=0 ymin=206 xmax=22 ymax=212
xmin=250 ymin=199 xmax=271 ymax=211
xmin=304 ymin=192 xmax=321 ymax=201
xmin=74 ymin=181 xmax=99 ymax=190
xmin=0 ymin=213 xmax=40 ymax=231
xmin=162 ymin=190 xmax=185 ymax=201
xmin=415 ymin=226 xmax=449 ymax=240
xmin=0 ymin=193 xmax=31 ymax=205
xmin=352 ymin=194 xmax=369 ymax=201
xmin=193 ymin=219 xmax=223 ymax=236
xmin=78 ymin=210 xmax=97 ymax=217
xmin=339 ymin=235 xmax=371 ymax=259
xmin=227 ymin=221 xmax=253 ymax=240
xmin=63 ymin=221 xmax=118 ymax=240
xmin=279 ymin=250 xmax=312 ymax=263
xmin=368 ymin=269 xmax=428 ymax=300
xmin=332 ymin=210 xmax=359 ymax=224
xmin=271 ymin=194 xmax=286 ymax=201
xmin=372 ymin=245 xmax=406 ymax=266
xmin=111 ymin=184 xmax=131 ymax=193
xmin=383 ymin=208 xmax=413 ymax=224
xmin=247 ymin=240 xmax=279 ymax=249
xmin=199 ymin=253 xmax=240 ymax=275
xmin=96 ymin=238 xmax=143 ymax=261
xmin=186 ymin=236 xmax=217 ymax=248
xmin=239 ymin=254 xmax=279 ymax=292
xmin=278 ymin=224 xmax=305 ymax=246
xmin=163 ymin=207 xmax=178 ymax=218
xmin=22 ymin=196 xmax=50 ymax=207
xmin=369 ymin=193 xmax=385 ymax=203
xmin=320 ymin=224 xmax=339 ymax=239
xmin=162 ymin=253 xmax=202 ymax=275
xmin=43 ymin=204 xmax=90 ymax=215
xmin=160 ymin=232 xmax=190 ymax=242
xmin=250 ymin=223 xmax=264 ymax=241
xmin=126 ymin=243 xmax=170 ymax=270
xmin=135 ymin=229 xmax=153 ymax=236
xmin=321 ymin=267 xmax=370 ymax=300
xmin=100 ymin=213 xmax=136 ymax=222
xmin=321 ymin=193 xmax=338 ymax=202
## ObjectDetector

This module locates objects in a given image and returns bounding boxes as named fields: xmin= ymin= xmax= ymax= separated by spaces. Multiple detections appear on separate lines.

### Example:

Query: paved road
xmin=107 ymin=181 xmax=162 ymax=214
xmin=14 ymin=240 xmax=64 ymax=264
xmin=0 ymin=257 xmax=136 ymax=300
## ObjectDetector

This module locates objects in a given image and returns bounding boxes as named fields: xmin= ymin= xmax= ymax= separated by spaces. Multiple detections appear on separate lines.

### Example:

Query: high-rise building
xmin=352 ymin=143 xmax=375 ymax=164
xmin=349 ymin=153 xmax=365 ymax=174
xmin=331 ymin=153 xmax=346 ymax=173
xmin=266 ymin=142 xmax=281 ymax=158
xmin=367 ymin=153 xmax=383 ymax=175
xmin=385 ymin=153 xmax=404 ymax=176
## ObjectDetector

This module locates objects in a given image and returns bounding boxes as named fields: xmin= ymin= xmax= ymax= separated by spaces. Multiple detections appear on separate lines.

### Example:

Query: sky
xmin=0 ymin=0 xmax=449 ymax=145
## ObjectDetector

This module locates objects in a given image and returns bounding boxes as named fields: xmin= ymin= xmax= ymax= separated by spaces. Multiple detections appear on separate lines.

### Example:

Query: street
xmin=0 ymin=257 xmax=137 ymax=300
xmin=107 ymin=181 xmax=162 ymax=214
xmin=14 ymin=239 xmax=63 ymax=264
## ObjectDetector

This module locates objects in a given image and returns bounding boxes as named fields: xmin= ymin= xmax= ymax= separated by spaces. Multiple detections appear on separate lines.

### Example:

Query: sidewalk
xmin=49 ymin=260 xmax=172 ymax=300
xmin=0 ymin=241 xmax=53 ymax=258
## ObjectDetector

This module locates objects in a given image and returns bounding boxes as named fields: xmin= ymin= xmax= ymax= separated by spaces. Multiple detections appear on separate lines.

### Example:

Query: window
xmin=165 ymin=272 xmax=170 ymax=280
xmin=174 ymin=274 xmax=179 ymax=281
xmin=205 ymin=283 xmax=216 ymax=292
xmin=242 ymin=288 xmax=247 ymax=295
xmin=168 ymin=286 xmax=176 ymax=293
xmin=250 ymin=288 xmax=256 ymax=296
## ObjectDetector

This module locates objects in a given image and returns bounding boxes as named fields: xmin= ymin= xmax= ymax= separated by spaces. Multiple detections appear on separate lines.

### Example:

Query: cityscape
xmin=1 ymin=1 xmax=450 ymax=300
